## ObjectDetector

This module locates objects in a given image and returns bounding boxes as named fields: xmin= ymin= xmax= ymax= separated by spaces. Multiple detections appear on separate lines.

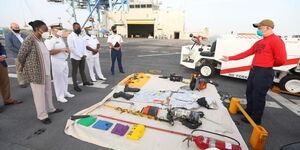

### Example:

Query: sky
xmin=0 ymin=0 xmax=299 ymax=36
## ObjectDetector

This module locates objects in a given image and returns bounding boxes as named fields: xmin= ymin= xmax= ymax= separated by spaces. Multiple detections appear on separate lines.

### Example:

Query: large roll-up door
xmin=127 ymin=21 xmax=154 ymax=38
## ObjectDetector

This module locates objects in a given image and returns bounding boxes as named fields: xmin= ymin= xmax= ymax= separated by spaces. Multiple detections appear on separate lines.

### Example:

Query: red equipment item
xmin=183 ymin=129 xmax=241 ymax=150
xmin=190 ymin=73 xmax=207 ymax=91
xmin=141 ymin=106 xmax=159 ymax=117
xmin=195 ymin=35 xmax=202 ymax=45
xmin=193 ymin=136 xmax=241 ymax=150
xmin=199 ymin=79 xmax=207 ymax=90
xmin=195 ymin=35 xmax=208 ymax=46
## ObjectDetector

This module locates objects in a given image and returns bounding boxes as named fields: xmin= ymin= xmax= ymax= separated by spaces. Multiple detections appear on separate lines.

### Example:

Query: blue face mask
xmin=87 ymin=30 xmax=93 ymax=35
xmin=257 ymin=30 xmax=264 ymax=36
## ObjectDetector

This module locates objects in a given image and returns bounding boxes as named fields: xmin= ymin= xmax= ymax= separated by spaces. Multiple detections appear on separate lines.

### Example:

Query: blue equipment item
xmin=92 ymin=120 xmax=113 ymax=130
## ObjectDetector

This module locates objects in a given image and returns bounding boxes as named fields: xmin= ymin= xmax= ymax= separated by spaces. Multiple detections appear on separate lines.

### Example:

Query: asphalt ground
xmin=0 ymin=38 xmax=299 ymax=150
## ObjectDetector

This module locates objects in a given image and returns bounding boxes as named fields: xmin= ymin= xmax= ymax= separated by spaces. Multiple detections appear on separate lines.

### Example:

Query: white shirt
xmin=37 ymin=40 xmax=50 ymax=76
xmin=14 ymin=33 xmax=24 ymax=43
xmin=83 ymin=34 xmax=99 ymax=58
xmin=67 ymin=32 xmax=87 ymax=60
xmin=44 ymin=36 xmax=68 ymax=60
xmin=107 ymin=34 xmax=123 ymax=48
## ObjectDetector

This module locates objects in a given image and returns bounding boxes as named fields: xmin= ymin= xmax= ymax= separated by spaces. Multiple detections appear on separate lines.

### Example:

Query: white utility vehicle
xmin=180 ymin=33 xmax=300 ymax=93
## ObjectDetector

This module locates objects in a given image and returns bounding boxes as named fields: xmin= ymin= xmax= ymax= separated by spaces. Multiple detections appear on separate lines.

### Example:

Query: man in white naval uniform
xmin=45 ymin=24 xmax=75 ymax=103
xmin=83 ymin=27 xmax=106 ymax=82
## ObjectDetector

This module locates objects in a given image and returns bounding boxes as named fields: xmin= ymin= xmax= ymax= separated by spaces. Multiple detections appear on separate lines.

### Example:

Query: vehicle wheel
xmin=199 ymin=63 xmax=215 ymax=78
xmin=279 ymin=74 xmax=300 ymax=93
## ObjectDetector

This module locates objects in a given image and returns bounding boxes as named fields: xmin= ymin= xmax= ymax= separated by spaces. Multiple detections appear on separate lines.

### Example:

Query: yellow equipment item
xmin=126 ymin=124 xmax=145 ymax=140
xmin=229 ymin=98 xmax=268 ymax=150
xmin=119 ymin=73 xmax=151 ymax=88
xmin=271 ymin=86 xmax=300 ymax=96
xmin=103 ymin=105 xmax=156 ymax=119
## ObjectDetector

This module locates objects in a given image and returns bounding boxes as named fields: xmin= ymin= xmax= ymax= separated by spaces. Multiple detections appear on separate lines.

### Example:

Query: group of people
xmin=1 ymin=19 xmax=287 ymax=126
xmin=0 ymin=20 xmax=125 ymax=124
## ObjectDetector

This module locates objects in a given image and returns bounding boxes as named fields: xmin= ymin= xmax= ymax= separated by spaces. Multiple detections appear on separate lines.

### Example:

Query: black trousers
xmin=246 ymin=66 xmax=274 ymax=124
xmin=71 ymin=58 xmax=88 ymax=87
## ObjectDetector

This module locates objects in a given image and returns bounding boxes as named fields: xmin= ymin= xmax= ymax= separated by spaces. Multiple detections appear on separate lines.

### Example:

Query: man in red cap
xmin=220 ymin=19 xmax=287 ymax=125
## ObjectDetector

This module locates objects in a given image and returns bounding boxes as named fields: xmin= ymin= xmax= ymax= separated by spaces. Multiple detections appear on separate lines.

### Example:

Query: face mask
xmin=257 ymin=30 xmax=264 ymax=36
xmin=87 ymin=30 xmax=93 ymax=35
xmin=57 ymin=30 xmax=63 ymax=37
xmin=42 ymin=32 xmax=50 ymax=39
xmin=75 ymin=29 xmax=81 ymax=35
xmin=13 ymin=29 xmax=20 ymax=33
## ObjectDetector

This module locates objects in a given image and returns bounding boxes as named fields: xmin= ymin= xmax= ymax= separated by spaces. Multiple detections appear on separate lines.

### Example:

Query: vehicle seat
xmin=200 ymin=41 xmax=216 ymax=57
xmin=200 ymin=51 xmax=214 ymax=57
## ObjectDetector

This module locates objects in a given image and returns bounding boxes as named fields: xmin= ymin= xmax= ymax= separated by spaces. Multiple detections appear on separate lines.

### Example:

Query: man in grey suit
xmin=5 ymin=23 xmax=27 ymax=88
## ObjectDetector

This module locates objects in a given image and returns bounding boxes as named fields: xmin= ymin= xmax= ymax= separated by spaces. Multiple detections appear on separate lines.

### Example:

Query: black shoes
xmin=83 ymin=82 xmax=93 ymax=86
xmin=74 ymin=82 xmax=93 ymax=92
xmin=113 ymin=92 xmax=134 ymax=100
xmin=19 ymin=84 xmax=27 ymax=88
xmin=42 ymin=109 xmax=63 ymax=124
xmin=74 ymin=86 xmax=82 ymax=92
xmin=41 ymin=118 xmax=51 ymax=124
xmin=52 ymin=108 xmax=64 ymax=114
xmin=49 ymin=108 xmax=64 ymax=115
xmin=120 ymin=71 xmax=125 ymax=74
xmin=124 ymin=85 xmax=140 ymax=92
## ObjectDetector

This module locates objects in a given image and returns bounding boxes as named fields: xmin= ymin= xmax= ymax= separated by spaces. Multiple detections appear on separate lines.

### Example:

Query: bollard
xmin=229 ymin=97 xmax=239 ymax=114
xmin=250 ymin=125 xmax=268 ymax=150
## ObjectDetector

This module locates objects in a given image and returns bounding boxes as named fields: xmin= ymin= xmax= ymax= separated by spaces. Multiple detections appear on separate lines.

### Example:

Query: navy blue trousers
xmin=246 ymin=66 xmax=274 ymax=124
xmin=111 ymin=49 xmax=123 ymax=73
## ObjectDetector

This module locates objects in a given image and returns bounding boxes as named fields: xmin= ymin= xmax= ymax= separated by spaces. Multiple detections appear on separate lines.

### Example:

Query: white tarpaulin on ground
xmin=64 ymin=74 xmax=248 ymax=150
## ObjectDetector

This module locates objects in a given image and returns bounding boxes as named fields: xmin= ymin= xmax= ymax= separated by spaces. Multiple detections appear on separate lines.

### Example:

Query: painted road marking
xmin=8 ymin=73 xmax=109 ymax=89
xmin=67 ymin=77 xmax=109 ymax=89
xmin=224 ymin=98 xmax=282 ymax=109
xmin=290 ymin=99 xmax=300 ymax=105
xmin=137 ymin=52 xmax=181 ymax=57
xmin=8 ymin=73 xmax=17 ymax=78
xmin=267 ymin=91 xmax=300 ymax=116
xmin=8 ymin=65 xmax=16 ymax=68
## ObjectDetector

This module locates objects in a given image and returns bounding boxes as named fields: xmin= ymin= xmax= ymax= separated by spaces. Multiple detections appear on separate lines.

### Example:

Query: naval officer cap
xmin=50 ymin=23 xmax=63 ymax=30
